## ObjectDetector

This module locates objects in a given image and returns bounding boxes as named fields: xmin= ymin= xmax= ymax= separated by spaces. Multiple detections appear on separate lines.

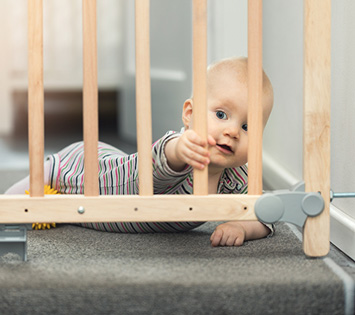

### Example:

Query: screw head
xmin=78 ymin=206 xmax=85 ymax=214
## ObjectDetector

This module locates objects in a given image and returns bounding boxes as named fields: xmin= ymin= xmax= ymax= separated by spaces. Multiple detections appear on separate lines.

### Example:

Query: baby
xmin=6 ymin=56 xmax=274 ymax=247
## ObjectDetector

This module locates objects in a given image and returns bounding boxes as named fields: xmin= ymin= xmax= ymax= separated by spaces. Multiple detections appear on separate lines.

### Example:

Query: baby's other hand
xmin=210 ymin=221 xmax=246 ymax=247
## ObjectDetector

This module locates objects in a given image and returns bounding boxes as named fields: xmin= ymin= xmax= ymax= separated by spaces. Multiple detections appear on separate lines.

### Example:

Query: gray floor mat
xmin=0 ymin=222 xmax=345 ymax=315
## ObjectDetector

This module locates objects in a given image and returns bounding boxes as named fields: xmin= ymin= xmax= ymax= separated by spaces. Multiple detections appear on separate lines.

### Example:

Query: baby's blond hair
xmin=207 ymin=56 xmax=273 ymax=99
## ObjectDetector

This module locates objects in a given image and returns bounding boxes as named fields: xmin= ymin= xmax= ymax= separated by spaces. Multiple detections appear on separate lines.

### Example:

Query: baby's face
xmin=206 ymin=71 xmax=249 ymax=173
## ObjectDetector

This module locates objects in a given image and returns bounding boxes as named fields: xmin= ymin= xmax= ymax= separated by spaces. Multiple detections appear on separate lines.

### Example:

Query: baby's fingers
xmin=181 ymin=149 xmax=209 ymax=170
xmin=234 ymin=237 xmax=244 ymax=246
xmin=184 ymin=130 xmax=209 ymax=148
xmin=210 ymin=229 xmax=244 ymax=247
xmin=210 ymin=229 xmax=223 ymax=247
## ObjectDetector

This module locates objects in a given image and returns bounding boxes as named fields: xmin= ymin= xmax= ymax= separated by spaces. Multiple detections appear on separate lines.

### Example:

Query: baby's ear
xmin=182 ymin=99 xmax=193 ymax=129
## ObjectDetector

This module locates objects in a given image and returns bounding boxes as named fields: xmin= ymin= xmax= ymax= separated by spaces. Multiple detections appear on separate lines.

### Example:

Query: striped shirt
xmin=47 ymin=130 xmax=249 ymax=233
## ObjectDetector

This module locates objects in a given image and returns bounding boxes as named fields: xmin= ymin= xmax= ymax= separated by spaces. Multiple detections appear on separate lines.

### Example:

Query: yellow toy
xmin=25 ymin=185 xmax=59 ymax=230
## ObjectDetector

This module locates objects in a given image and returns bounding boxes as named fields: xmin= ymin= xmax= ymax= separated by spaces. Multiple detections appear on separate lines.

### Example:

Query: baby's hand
xmin=210 ymin=221 xmax=246 ymax=247
xmin=175 ymin=130 xmax=216 ymax=170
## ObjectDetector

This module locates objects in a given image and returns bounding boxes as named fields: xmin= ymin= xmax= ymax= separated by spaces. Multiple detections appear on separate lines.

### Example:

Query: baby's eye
xmin=242 ymin=124 xmax=248 ymax=132
xmin=216 ymin=111 xmax=227 ymax=120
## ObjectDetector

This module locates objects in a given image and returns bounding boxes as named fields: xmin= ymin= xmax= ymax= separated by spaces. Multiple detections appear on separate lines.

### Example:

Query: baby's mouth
xmin=217 ymin=144 xmax=233 ymax=153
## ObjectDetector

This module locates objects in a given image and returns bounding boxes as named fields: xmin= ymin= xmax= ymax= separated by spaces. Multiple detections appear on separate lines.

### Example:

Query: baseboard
xmin=262 ymin=151 xmax=300 ymax=190
xmin=330 ymin=205 xmax=355 ymax=261
xmin=263 ymin=151 xmax=355 ymax=260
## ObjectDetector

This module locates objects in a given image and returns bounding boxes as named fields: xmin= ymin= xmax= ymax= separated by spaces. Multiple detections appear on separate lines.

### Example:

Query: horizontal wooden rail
xmin=0 ymin=195 xmax=259 ymax=223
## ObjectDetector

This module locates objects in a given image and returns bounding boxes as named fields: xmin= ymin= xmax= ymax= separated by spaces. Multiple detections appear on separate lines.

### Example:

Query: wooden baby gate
xmin=0 ymin=0 xmax=331 ymax=258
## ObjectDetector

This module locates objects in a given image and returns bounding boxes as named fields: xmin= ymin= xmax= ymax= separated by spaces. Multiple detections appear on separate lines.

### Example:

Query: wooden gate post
xmin=303 ymin=0 xmax=331 ymax=257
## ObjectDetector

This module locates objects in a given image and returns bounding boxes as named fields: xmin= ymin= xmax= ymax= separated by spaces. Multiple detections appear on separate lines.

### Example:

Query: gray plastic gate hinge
xmin=255 ymin=181 xmax=324 ymax=228
xmin=0 ymin=224 xmax=31 ymax=261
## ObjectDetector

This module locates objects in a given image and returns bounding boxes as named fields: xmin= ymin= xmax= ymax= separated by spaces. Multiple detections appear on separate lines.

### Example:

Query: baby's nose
xmin=224 ymin=125 xmax=240 ymax=138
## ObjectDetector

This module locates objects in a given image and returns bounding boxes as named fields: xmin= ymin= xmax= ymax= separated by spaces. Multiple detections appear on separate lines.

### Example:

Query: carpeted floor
xmin=0 ymin=223 xmax=346 ymax=315
xmin=0 ymin=169 xmax=353 ymax=315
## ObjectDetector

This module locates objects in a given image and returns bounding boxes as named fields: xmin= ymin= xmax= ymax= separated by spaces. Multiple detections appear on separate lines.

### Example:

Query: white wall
xmin=330 ymin=2 xmax=355 ymax=216
xmin=329 ymin=1 xmax=355 ymax=259
xmin=262 ymin=1 xmax=304 ymax=185
xmin=208 ymin=0 xmax=247 ymax=62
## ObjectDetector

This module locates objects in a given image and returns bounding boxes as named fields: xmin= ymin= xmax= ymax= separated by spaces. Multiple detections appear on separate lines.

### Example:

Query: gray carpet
xmin=0 ymin=170 xmax=351 ymax=314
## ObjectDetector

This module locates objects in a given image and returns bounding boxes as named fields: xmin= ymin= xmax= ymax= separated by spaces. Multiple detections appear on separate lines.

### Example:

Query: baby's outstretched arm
xmin=165 ymin=130 xmax=216 ymax=171
xmin=210 ymin=221 xmax=271 ymax=247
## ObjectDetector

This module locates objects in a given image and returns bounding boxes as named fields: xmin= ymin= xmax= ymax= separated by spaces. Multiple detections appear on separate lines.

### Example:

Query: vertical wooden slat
xmin=192 ymin=0 xmax=208 ymax=195
xmin=247 ymin=0 xmax=263 ymax=195
xmin=135 ymin=0 xmax=153 ymax=196
xmin=83 ymin=0 xmax=99 ymax=196
xmin=303 ymin=0 xmax=331 ymax=257
xmin=28 ymin=0 xmax=44 ymax=197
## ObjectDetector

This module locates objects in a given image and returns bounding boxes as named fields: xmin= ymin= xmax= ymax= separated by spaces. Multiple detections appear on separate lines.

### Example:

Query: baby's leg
xmin=4 ymin=161 xmax=51 ymax=194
